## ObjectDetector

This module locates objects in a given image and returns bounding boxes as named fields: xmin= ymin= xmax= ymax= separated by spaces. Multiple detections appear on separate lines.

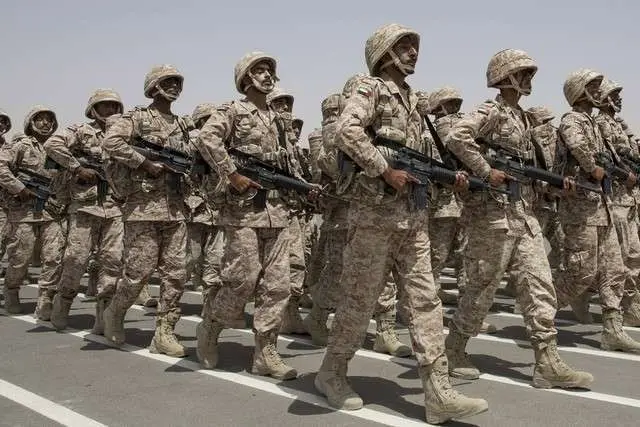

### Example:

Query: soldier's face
xmin=610 ymin=90 xmax=623 ymax=110
xmin=442 ymin=99 xmax=462 ymax=115
xmin=271 ymin=97 xmax=291 ymax=113
xmin=513 ymin=69 xmax=534 ymax=94
xmin=392 ymin=35 xmax=419 ymax=74
xmin=94 ymin=101 xmax=121 ymax=120
xmin=32 ymin=112 xmax=55 ymax=135
xmin=292 ymin=124 xmax=302 ymax=139
xmin=250 ymin=62 xmax=275 ymax=92
xmin=158 ymin=77 xmax=183 ymax=98
xmin=322 ymin=106 xmax=339 ymax=122
xmin=0 ymin=117 xmax=9 ymax=135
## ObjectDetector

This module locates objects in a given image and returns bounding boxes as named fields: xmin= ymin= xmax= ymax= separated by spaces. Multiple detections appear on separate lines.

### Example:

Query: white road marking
xmin=0 ymin=378 xmax=108 ymax=427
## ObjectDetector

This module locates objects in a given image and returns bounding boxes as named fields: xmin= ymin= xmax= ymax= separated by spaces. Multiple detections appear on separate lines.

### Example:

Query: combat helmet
xmin=192 ymin=103 xmax=216 ymax=123
xmin=0 ymin=109 xmax=11 ymax=135
xmin=23 ymin=105 xmax=58 ymax=137
xmin=563 ymin=69 xmax=603 ymax=106
xmin=486 ymin=49 xmax=537 ymax=94
xmin=365 ymin=23 xmax=420 ymax=75
xmin=526 ymin=106 xmax=555 ymax=125
xmin=85 ymin=89 xmax=123 ymax=120
xmin=266 ymin=87 xmax=294 ymax=110
xmin=427 ymin=87 xmax=463 ymax=115
xmin=143 ymin=64 xmax=183 ymax=99
xmin=598 ymin=78 xmax=623 ymax=112
xmin=234 ymin=51 xmax=278 ymax=94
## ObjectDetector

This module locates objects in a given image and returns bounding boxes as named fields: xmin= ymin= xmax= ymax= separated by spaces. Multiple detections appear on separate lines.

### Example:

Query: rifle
xmin=16 ymin=168 xmax=52 ymax=212
xmin=423 ymin=114 xmax=459 ymax=170
xmin=481 ymin=141 xmax=602 ymax=200
xmin=374 ymin=137 xmax=513 ymax=209
xmin=229 ymin=148 xmax=344 ymax=208
xmin=77 ymin=156 xmax=109 ymax=203
xmin=595 ymin=151 xmax=631 ymax=195
xmin=620 ymin=152 xmax=640 ymax=176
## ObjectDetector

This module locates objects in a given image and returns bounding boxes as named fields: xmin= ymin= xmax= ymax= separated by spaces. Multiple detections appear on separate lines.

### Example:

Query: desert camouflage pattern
xmin=143 ymin=64 xmax=183 ymax=98
xmin=233 ymin=52 xmax=277 ymax=94
xmin=486 ymin=49 xmax=537 ymax=88
xmin=364 ymin=23 xmax=419 ymax=74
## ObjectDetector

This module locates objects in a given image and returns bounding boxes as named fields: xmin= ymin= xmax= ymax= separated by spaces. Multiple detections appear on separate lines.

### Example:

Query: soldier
xmin=445 ymin=50 xmax=594 ymax=388
xmin=45 ymin=89 xmax=125 ymax=332
xmin=194 ymin=52 xmax=303 ymax=380
xmin=0 ymin=110 xmax=11 ymax=265
xmin=594 ymin=78 xmax=640 ymax=328
xmin=0 ymin=106 xmax=65 ymax=317
xmin=265 ymin=87 xmax=308 ymax=335
xmin=554 ymin=69 xmax=640 ymax=352
xmin=314 ymin=24 xmax=488 ymax=424
xmin=101 ymin=65 xmax=192 ymax=357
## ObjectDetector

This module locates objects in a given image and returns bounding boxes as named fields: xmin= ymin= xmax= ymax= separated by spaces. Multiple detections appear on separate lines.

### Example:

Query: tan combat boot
xmin=103 ymin=293 xmax=129 ymax=346
xmin=50 ymin=293 xmax=74 ymax=331
xmin=149 ymin=311 xmax=186 ymax=357
xmin=420 ymin=354 xmax=488 ymax=424
xmin=373 ymin=311 xmax=411 ymax=357
xmin=601 ymin=309 xmax=640 ymax=353
xmin=196 ymin=319 xmax=225 ymax=369
xmin=34 ymin=288 xmax=54 ymax=321
xmin=532 ymin=339 xmax=594 ymax=388
xmin=3 ymin=288 xmax=22 ymax=314
xmin=569 ymin=292 xmax=592 ymax=324
xmin=303 ymin=305 xmax=330 ymax=347
xmin=622 ymin=293 xmax=640 ymax=327
xmin=279 ymin=297 xmax=307 ymax=335
xmin=445 ymin=324 xmax=480 ymax=379
xmin=135 ymin=284 xmax=157 ymax=308
xmin=90 ymin=296 xmax=111 ymax=335
xmin=314 ymin=352 xmax=363 ymax=410
xmin=251 ymin=331 xmax=297 ymax=380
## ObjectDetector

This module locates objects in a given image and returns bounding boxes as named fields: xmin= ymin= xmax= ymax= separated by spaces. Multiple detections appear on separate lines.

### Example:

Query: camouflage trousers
xmin=288 ymin=216 xmax=306 ymax=298
xmin=210 ymin=226 xmax=290 ymax=334
xmin=3 ymin=220 xmax=65 ymax=295
xmin=200 ymin=226 xmax=224 ymax=319
xmin=612 ymin=205 xmax=640 ymax=300
xmin=57 ymin=213 xmax=123 ymax=299
xmin=447 ymin=217 xmax=468 ymax=289
xmin=430 ymin=216 xmax=461 ymax=287
xmin=304 ymin=221 xmax=328 ymax=294
xmin=555 ymin=223 xmax=625 ymax=311
xmin=327 ymin=215 xmax=444 ymax=366
xmin=115 ymin=221 xmax=187 ymax=315
xmin=187 ymin=222 xmax=211 ymax=289
xmin=0 ymin=209 xmax=7 ymax=260
xmin=536 ymin=207 xmax=565 ymax=277
xmin=452 ymin=214 xmax=558 ymax=343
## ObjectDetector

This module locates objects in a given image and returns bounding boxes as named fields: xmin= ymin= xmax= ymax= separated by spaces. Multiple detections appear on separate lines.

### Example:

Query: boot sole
xmin=313 ymin=376 xmax=363 ymax=411
xmin=149 ymin=341 xmax=187 ymax=358
xmin=373 ymin=346 xmax=412 ymax=358
xmin=449 ymin=370 xmax=480 ymax=380
xmin=600 ymin=343 xmax=640 ymax=353
xmin=532 ymin=377 xmax=594 ymax=389
xmin=426 ymin=401 xmax=489 ymax=424
xmin=251 ymin=366 xmax=297 ymax=381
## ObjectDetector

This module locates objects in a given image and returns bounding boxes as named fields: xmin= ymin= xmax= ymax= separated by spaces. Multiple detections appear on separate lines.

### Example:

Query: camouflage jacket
xmin=44 ymin=121 xmax=122 ymax=218
xmin=195 ymin=99 xmax=301 ymax=228
xmin=430 ymin=113 xmax=464 ymax=219
xmin=557 ymin=110 xmax=611 ymax=226
xmin=102 ymin=106 xmax=191 ymax=222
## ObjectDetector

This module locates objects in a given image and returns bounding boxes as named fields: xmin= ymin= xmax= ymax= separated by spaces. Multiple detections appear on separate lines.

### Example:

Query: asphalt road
xmin=1 ymin=267 xmax=639 ymax=427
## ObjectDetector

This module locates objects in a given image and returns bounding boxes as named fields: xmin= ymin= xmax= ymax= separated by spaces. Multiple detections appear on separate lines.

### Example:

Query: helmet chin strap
xmin=154 ymin=84 xmax=180 ymax=101
xmin=31 ymin=120 xmax=53 ymax=137
xmin=91 ymin=106 xmax=122 ymax=124
xmin=584 ymin=87 xmax=603 ymax=108
xmin=380 ymin=50 xmax=414 ymax=76
xmin=249 ymin=75 xmax=274 ymax=94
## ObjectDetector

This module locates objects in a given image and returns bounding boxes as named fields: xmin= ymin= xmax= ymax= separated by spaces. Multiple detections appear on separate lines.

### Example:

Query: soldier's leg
xmin=50 ymin=214 xmax=95 ymax=330
xmin=103 ymin=221 xmax=159 ymax=346
xmin=198 ymin=226 xmax=262 ymax=369
xmin=281 ymin=216 xmax=307 ymax=334
xmin=186 ymin=222 xmax=208 ymax=291
xmin=613 ymin=208 xmax=640 ymax=326
xmin=394 ymin=227 xmax=488 ymax=424
xmin=35 ymin=220 xmax=65 ymax=321
xmin=200 ymin=226 xmax=225 ymax=319
xmin=251 ymin=227 xmax=297 ymax=379
xmin=430 ymin=217 xmax=460 ymax=305
xmin=2 ymin=222 xmax=36 ymax=314
xmin=150 ymin=221 xmax=188 ymax=357
xmin=372 ymin=270 xmax=411 ymax=357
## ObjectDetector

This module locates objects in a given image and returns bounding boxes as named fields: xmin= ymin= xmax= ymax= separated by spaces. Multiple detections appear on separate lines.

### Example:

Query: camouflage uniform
xmin=194 ymin=52 xmax=299 ymax=380
xmin=554 ymin=70 xmax=640 ymax=352
xmin=102 ymin=65 xmax=191 ymax=357
xmin=446 ymin=50 xmax=593 ymax=388
xmin=45 ymin=89 xmax=125 ymax=332
xmin=315 ymin=24 xmax=487 ymax=425
xmin=595 ymin=79 xmax=640 ymax=328
xmin=0 ymin=106 xmax=65 ymax=318
xmin=0 ymin=110 xmax=11 ymax=263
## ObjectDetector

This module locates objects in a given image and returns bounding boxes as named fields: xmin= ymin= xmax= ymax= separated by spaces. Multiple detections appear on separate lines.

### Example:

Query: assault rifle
xmin=229 ymin=148 xmax=343 ymax=208
xmin=595 ymin=151 xmax=631 ymax=195
xmin=16 ymin=168 xmax=52 ymax=212
xmin=374 ymin=137 xmax=512 ymax=210
xmin=480 ymin=141 xmax=602 ymax=200
xmin=620 ymin=152 xmax=640 ymax=176
xmin=44 ymin=155 xmax=109 ymax=203
xmin=132 ymin=138 xmax=209 ymax=175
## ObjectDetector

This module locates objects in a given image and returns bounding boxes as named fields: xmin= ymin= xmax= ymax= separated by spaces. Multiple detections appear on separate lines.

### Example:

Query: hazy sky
xmin=2 ymin=0 xmax=639 ymax=145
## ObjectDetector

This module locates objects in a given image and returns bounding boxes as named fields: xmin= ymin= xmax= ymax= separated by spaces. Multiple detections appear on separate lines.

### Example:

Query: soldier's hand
xmin=228 ymin=171 xmax=262 ymax=193
xmin=591 ymin=166 xmax=606 ymax=182
xmin=75 ymin=166 xmax=99 ymax=184
xmin=562 ymin=177 xmax=576 ymax=195
xmin=306 ymin=184 xmax=322 ymax=202
xmin=453 ymin=171 xmax=469 ymax=192
xmin=626 ymin=172 xmax=637 ymax=188
xmin=488 ymin=168 xmax=510 ymax=187
xmin=16 ymin=187 xmax=36 ymax=202
xmin=140 ymin=159 xmax=165 ymax=178
xmin=382 ymin=167 xmax=420 ymax=192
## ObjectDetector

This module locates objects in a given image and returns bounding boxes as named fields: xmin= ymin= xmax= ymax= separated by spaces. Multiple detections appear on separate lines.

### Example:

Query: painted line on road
xmin=1 ymin=312 xmax=433 ymax=427
xmin=0 ymin=378 xmax=107 ymax=427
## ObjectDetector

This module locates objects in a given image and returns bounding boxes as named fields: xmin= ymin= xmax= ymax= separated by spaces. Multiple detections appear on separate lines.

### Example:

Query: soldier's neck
xmin=149 ymin=98 xmax=173 ymax=115
xmin=246 ymin=89 xmax=268 ymax=111
xmin=33 ymin=134 xmax=48 ymax=144
xmin=599 ymin=107 xmax=615 ymax=117
xmin=499 ymin=88 xmax=521 ymax=109
xmin=573 ymin=102 xmax=592 ymax=115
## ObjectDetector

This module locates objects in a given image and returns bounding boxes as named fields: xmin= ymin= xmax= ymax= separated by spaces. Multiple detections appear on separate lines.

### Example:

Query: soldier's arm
xmin=102 ymin=115 xmax=146 ymax=169
xmin=0 ymin=143 xmax=26 ymax=194
xmin=43 ymin=126 xmax=82 ymax=171
xmin=334 ymin=81 xmax=388 ymax=177
xmin=558 ymin=115 xmax=598 ymax=174
xmin=194 ymin=104 xmax=236 ymax=178
xmin=446 ymin=104 xmax=493 ymax=178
